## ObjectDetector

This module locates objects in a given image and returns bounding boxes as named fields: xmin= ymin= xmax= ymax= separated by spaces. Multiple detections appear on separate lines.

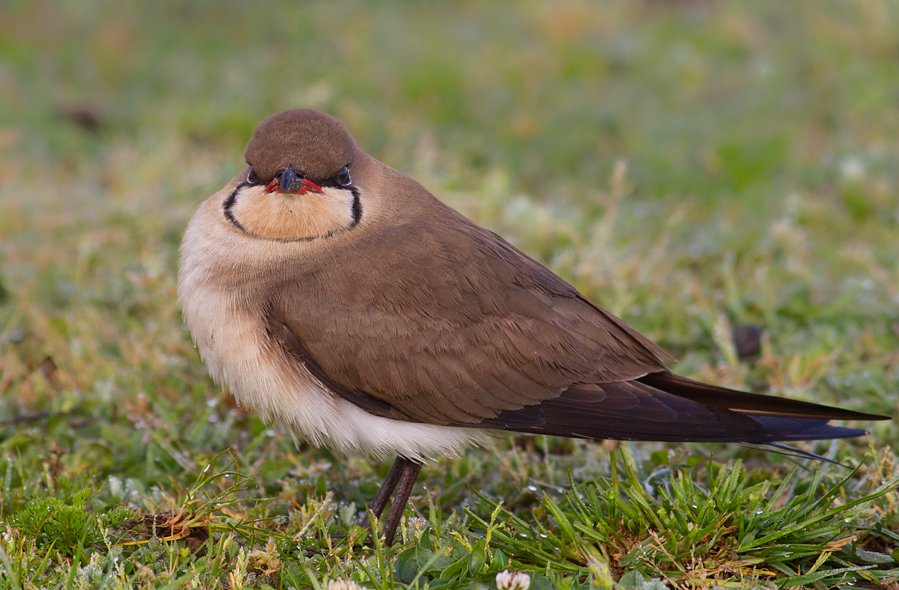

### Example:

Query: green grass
xmin=2 ymin=0 xmax=899 ymax=588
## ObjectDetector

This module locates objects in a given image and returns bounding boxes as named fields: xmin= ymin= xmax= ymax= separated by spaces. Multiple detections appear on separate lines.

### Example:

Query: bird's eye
xmin=247 ymin=167 xmax=262 ymax=185
xmin=337 ymin=166 xmax=351 ymax=186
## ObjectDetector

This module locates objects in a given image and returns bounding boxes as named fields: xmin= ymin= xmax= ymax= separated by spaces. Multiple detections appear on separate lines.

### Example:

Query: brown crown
xmin=245 ymin=109 xmax=358 ymax=183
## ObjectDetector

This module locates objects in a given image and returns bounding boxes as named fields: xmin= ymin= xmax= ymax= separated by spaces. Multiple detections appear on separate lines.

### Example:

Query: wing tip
xmin=638 ymin=371 xmax=892 ymax=423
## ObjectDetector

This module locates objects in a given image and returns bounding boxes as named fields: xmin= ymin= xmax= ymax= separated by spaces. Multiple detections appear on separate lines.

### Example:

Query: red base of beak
xmin=264 ymin=178 xmax=323 ymax=195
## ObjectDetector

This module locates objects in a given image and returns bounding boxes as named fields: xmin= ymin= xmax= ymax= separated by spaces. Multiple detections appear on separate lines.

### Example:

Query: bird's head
xmin=223 ymin=109 xmax=363 ymax=241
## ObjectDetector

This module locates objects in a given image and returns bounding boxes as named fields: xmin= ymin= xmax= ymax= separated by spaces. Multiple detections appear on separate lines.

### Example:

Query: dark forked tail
xmin=478 ymin=371 xmax=889 ymax=443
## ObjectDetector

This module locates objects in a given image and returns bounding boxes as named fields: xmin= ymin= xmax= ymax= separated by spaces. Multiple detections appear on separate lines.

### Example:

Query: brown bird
xmin=178 ymin=109 xmax=888 ymax=545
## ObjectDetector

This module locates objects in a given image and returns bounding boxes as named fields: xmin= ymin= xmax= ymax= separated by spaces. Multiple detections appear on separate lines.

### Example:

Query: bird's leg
xmin=381 ymin=458 xmax=422 ymax=546
xmin=362 ymin=456 xmax=423 ymax=546
xmin=368 ymin=456 xmax=407 ymax=518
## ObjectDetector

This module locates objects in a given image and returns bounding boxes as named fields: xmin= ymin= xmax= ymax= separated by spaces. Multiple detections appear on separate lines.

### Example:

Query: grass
xmin=1 ymin=0 xmax=899 ymax=587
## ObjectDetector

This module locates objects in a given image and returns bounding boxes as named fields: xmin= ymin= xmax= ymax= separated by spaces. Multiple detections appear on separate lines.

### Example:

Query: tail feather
xmin=475 ymin=371 xmax=889 ymax=444
xmin=740 ymin=442 xmax=848 ymax=466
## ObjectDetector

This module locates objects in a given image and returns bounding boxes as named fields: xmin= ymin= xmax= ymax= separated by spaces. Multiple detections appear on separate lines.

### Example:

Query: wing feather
xmin=274 ymin=216 xmax=670 ymax=425
xmin=475 ymin=378 xmax=887 ymax=441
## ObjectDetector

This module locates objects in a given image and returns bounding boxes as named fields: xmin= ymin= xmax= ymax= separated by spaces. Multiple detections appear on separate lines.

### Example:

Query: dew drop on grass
xmin=203 ymin=464 xmax=211 ymax=473
xmin=207 ymin=399 xmax=217 ymax=407
xmin=527 ymin=485 xmax=538 ymax=492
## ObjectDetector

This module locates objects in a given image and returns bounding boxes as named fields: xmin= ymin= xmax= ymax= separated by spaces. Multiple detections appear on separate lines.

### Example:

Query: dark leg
xmin=368 ymin=457 xmax=406 ymax=518
xmin=382 ymin=459 xmax=422 ymax=546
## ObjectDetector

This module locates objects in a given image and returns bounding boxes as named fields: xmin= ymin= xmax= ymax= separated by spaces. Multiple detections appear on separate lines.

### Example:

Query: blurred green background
xmin=1 ymin=0 xmax=898 ymax=586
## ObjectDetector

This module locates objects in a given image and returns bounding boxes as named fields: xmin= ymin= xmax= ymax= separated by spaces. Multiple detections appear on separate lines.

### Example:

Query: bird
xmin=178 ymin=108 xmax=889 ymax=546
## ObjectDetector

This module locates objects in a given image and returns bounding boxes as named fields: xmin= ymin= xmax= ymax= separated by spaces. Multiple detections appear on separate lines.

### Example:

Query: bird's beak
xmin=265 ymin=166 xmax=323 ymax=195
